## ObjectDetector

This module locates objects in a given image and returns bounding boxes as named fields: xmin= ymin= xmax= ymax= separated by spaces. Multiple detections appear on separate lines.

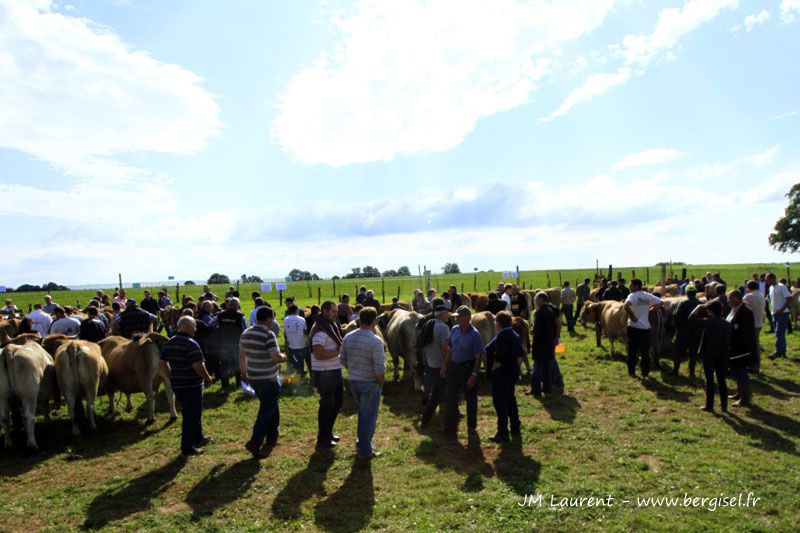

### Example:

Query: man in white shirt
xmin=743 ymin=280 xmax=766 ymax=372
xmin=501 ymin=285 xmax=513 ymax=312
xmin=623 ymin=279 xmax=662 ymax=378
xmin=1 ymin=299 xmax=18 ymax=317
xmin=26 ymin=303 xmax=52 ymax=337
xmin=43 ymin=294 xmax=58 ymax=314
xmin=561 ymin=282 xmax=576 ymax=333
xmin=766 ymin=273 xmax=791 ymax=359
xmin=283 ymin=304 xmax=309 ymax=377
xmin=49 ymin=306 xmax=81 ymax=336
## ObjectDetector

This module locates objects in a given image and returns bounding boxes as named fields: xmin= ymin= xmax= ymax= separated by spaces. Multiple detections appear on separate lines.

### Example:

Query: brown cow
xmin=470 ymin=311 xmax=496 ymax=347
xmin=54 ymin=340 xmax=109 ymax=436
xmin=511 ymin=316 xmax=532 ymax=374
xmin=580 ymin=300 xmax=628 ymax=352
xmin=98 ymin=334 xmax=177 ymax=423
xmin=378 ymin=301 xmax=413 ymax=313
xmin=466 ymin=293 xmax=489 ymax=312
xmin=376 ymin=309 xmax=421 ymax=389
xmin=0 ymin=337 xmax=57 ymax=449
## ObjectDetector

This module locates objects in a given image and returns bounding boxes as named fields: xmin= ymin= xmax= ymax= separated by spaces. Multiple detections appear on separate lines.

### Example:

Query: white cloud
xmin=747 ymin=144 xmax=781 ymax=166
xmin=780 ymin=0 xmax=800 ymax=23
xmin=271 ymin=0 xmax=614 ymax=166
xmin=0 ymin=0 xmax=221 ymax=182
xmin=542 ymin=0 xmax=738 ymax=120
xmin=612 ymin=148 xmax=685 ymax=170
xmin=742 ymin=9 xmax=770 ymax=32
xmin=774 ymin=110 xmax=798 ymax=119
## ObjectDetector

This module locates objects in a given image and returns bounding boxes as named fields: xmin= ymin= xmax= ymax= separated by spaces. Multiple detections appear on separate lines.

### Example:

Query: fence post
xmin=397 ymin=285 xmax=401 ymax=299
xmin=318 ymin=287 xmax=321 ymax=305
xmin=307 ymin=280 xmax=312 ymax=298
xmin=279 ymin=290 xmax=283 ymax=308
xmin=381 ymin=277 xmax=385 ymax=303
xmin=332 ymin=278 xmax=336 ymax=297
xmin=176 ymin=283 xmax=180 ymax=306
xmin=558 ymin=271 xmax=563 ymax=286
xmin=646 ymin=268 xmax=650 ymax=284
xmin=473 ymin=273 xmax=477 ymax=291
xmin=461 ymin=283 xmax=464 ymax=294
xmin=487 ymin=280 xmax=490 ymax=292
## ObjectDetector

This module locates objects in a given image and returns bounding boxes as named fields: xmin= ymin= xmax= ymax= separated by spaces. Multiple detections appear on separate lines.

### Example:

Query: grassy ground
xmin=1 ymin=321 xmax=799 ymax=531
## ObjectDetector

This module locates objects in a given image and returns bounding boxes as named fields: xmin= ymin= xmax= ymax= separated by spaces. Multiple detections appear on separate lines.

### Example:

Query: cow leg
xmin=0 ymin=398 xmax=11 ymax=449
xmin=392 ymin=353 xmax=400 ymax=382
xmin=85 ymin=387 xmax=98 ymax=431
xmin=159 ymin=374 xmax=178 ymax=420
xmin=64 ymin=391 xmax=80 ymax=437
xmin=21 ymin=395 xmax=38 ymax=449
xmin=408 ymin=354 xmax=422 ymax=391
xmin=595 ymin=323 xmax=602 ymax=348
xmin=143 ymin=383 xmax=155 ymax=424
xmin=125 ymin=393 xmax=134 ymax=413
xmin=106 ymin=388 xmax=116 ymax=416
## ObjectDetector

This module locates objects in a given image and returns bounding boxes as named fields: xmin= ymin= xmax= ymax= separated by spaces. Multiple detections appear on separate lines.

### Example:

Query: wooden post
xmin=397 ymin=286 xmax=401 ymax=299
xmin=473 ymin=273 xmax=477 ymax=291
xmin=461 ymin=283 xmax=464 ymax=294
xmin=546 ymin=272 xmax=551 ymax=287
xmin=558 ymin=271 xmax=563 ymax=286
xmin=307 ymin=280 xmax=312 ymax=298
xmin=381 ymin=277 xmax=386 ymax=303
xmin=632 ymin=270 xmax=636 ymax=280
xmin=118 ymin=273 xmax=123 ymax=292
xmin=681 ymin=267 xmax=687 ymax=281
xmin=175 ymin=283 xmax=180 ymax=306
xmin=661 ymin=264 xmax=667 ymax=289
xmin=279 ymin=290 xmax=283 ymax=307
xmin=435 ymin=275 xmax=439 ymax=292
xmin=487 ymin=280 xmax=491 ymax=291
xmin=318 ymin=287 xmax=321 ymax=305
xmin=646 ymin=268 xmax=650 ymax=284
xmin=418 ymin=265 xmax=424 ymax=292
xmin=332 ymin=278 xmax=336 ymax=297
xmin=607 ymin=265 xmax=612 ymax=280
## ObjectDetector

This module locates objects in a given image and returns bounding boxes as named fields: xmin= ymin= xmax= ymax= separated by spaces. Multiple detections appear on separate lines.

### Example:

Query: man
xmin=118 ymin=299 xmax=155 ymax=339
xmin=529 ymin=292 xmax=557 ymax=397
xmin=49 ymin=306 xmax=81 ymax=336
xmin=689 ymin=301 xmax=730 ymax=414
xmin=284 ymin=297 xmax=306 ymax=318
xmin=1 ymin=299 xmax=18 ymax=317
xmin=158 ymin=290 xmax=174 ymax=309
xmin=602 ymin=281 xmax=623 ymax=302
xmin=672 ymin=285 xmax=702 ymax=377
xmin=140 ymin=290 xmax=161 ymax=316
xmin=442 ymin=306 xmax=484 ymax=438
xmin=240 ymin=306 xmax=286 ymax=458
xmin=340 ymin=307 xmax=386 ymax=459
xmin=197 ymin=301 xmax=215 ymax=326
xmin=485 ymin=311 xmax=523 ymax=442
xmin=355 ymin=286 xmax=368 ymax=305
xmin=225 ymin=286 xmax=236 ymax=299
xmin=43 ymin=294 xmax=58 ymax=314
xmin=742 ymin=280 xmax=766 ymax=373
xmin=447 ymin=285 xmax=463 ymax=309
xmin=284 ymin=304 xmax=309 ymax=377
xmin=309 ymin=301 xmax=344 ymax=449
xmin=250 ymin=297 xmax=266 ymax=326
xmin=509 ymin=285 xmax=529 ymax=320
xmin=420 ymin=306 xmax=451 ymax=427
xmin=597 ymin=278 xmax=609 ymax=301
xmin=501 ymin=285 xmax=513 ymax=312
xmin=363 ymin=290 xmax=381 ymax=310
xmin=64 ymin=306 xmax=83 ymax=323
xmin=337 ymin=294 xmax=354 ymax=324
xmin=618 ymin=279 xmax=630 ymax=300
xmin=623 ymin=279 xmax=663 ymax=378
xmin=160 ymin=316 xmax=213 ymax=456
xmin=710 ymin=284 xmax=730 ymax=317
xmin=202 ymin=285 xmax=217 ymax=301
xmin=79 ymin=307 xmax=107 ymax=343
xmin=26 ymin=303 xmax=52 ymax=338
xmin=113 ymin=289 xmax=127 ymax=310
xmin=727 ymin=290 xmax=756 ymax=407
xmin=561 ymin=281 xmax=576 ymax=333
xmin=216 ymin=297 xmax=248 ymax=388
xmin=766 ymin=272 xmax=791 ymax=359
xmin=485 ymin=292 xmax=508 ymax=315
xmin=575 ymin=278 xmax=591 ymax=320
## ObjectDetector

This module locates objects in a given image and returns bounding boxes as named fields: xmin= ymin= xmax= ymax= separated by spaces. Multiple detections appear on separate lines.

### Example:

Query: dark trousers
xmin=575 ymin=300 xmax=584 ymax=323
xmin=627 ymin=326 xmax=651 ymax=376
xmin=673 ymin=331 xmax=698 ymax=374
xmin=491 ymin=376 xmax=520 ymax=436
xmin=563 ymin=304 xmax=575 ymax=332
xmin=443 ymin=362 xmax=478 ymax=433
xmin=250 ymin=380 xmax=280 ymax=446
xmin=703 ymin=357 xmax=728 ymax=411
xmin=421 ymin=365 xmax=445 ymax=425
xmin=174 ymin=386 xmax=204 ymax=453
xmin=314 ymin=369 xmax=343 ymax=443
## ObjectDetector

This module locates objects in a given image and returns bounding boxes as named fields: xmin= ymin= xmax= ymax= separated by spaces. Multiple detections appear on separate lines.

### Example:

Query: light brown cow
xmin=470 ymin=311 xmax=496 ymax=347
xmin=0 ymin=338 xmax=57 ymax=449
xmin=378 ymin=301 xmax=413 ymax=313
xmin=54 ymin=340 xmax=109 ymax=436
xmin=580 ymin=300 xmax=628 ymax=352
xmin=376 ymin=309 xmax=421 ymax=389
xmin=98 ymin=334 xmax=177 ymax=423
xmin=344 ymin=319 xmax=386 ymax=344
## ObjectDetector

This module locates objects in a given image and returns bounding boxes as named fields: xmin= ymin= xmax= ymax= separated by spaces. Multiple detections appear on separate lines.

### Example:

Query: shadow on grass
xmin=82 ymin=454 xmax=187 ymax=529
xmin=540 ymin=394 xmax=581 ymax=424
xmin=415 ymin=432 xmax=494 ymax=493
xmin=641 ymin=377 xmax=692 ymax=403
xmin=722 ymin=412 xmax=798 ymax=456
xmin=755 ymin=374 xmax=800 ymax=397
xmin=494 ymin=437 xmax=541 ymax=496
xmin=271 ymin=448 xmax=335 ymax=520
xmin=186 ymin=458 xmax=260 ymax=519
xmin=314 ymin=458 xmax=374 ymax=533
xmin=745 ymin=405 xmax=800 ymax=439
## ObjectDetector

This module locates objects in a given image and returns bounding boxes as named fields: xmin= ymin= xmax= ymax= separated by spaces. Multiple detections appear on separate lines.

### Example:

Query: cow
xmin=580 ymin=300 xmax=628 ymax=352
xmin=54 ymin=339 xmax=108 ymax=436
xmin=98 ymin=334 xmax=177 ymax=423
xmin=511 ymin=316 xmax=532 ymax=374
xmin=466 ymin=292 xmax=489 ymax=312
xmin=470 ymin=311 xmax=496 ymax=347
xmin=376 ymin=309 xmax=421 ymax=389
xmin=378 ymin=301 xmax=413 ymax=313
xmin=0 ymin=337 xmax=57 ymax=449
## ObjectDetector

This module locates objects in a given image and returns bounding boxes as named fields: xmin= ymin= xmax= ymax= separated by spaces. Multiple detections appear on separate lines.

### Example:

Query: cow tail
xmin=69 ymin=343 xmax=81 ymax=396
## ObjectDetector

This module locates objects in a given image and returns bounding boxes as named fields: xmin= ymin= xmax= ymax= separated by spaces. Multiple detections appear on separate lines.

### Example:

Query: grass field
xmin=1 ymin=283 xmax=799 ymax=531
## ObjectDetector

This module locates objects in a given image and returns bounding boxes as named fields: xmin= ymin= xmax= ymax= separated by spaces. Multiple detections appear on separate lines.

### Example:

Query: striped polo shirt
xmin=160 ymin=333 xmax=204 ymax=390
xmin=339 ymin=328 xmax=386 ymax=382
xmin=240 ymin=324 xmax=280 ymax=382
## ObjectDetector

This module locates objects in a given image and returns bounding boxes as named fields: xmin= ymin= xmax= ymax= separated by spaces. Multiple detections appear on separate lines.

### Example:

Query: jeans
xmin=314 ymin=369 xmax=343 ymax=443
xmin=174 ymin=386 xmax=204 ymax=453
xmin=443 ymin=361 xmax=478 ymax=433
xmin=563 ymin=304 xmax=574 ymax=332
xmin=773 ymin=313 xmax=788 ymax=356
xmin=422 ymin=358 xmax=433 ymax=396
xmin=348 ymin=380 xmax=382 ymax=457
xmin=250 ymin=380 xmax=280 ymax=447
xmin=287 ymin=347 xmax=310 ymax=376
xmin=702 ymin=357 xmax=728 ymax=411
xmin=531 ymin=359 xmax=553 ymax=395
xmin=421 ymin=365 xmax=445 ymax=425
xmin=753 ymin=327 xmax=762 ymax=369
xmin=491 ymin=376 xmax=520 ymax=435
xmin=627 ymin=326 xmax=651 ymax=376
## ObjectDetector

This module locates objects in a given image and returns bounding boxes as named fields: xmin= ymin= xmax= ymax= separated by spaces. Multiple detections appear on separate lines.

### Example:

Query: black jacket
xmin=485 ymin=328 xmax=523 ymax=381
xmin=79 ymin=318 xmax=107 ymax=343
xmin=729 ymin=304 xmax=756 ymax=368
xmin=691 ymin=315 xmax=730 ymax=362
xmin=485 ymin=299 xmax=507 ymax=315
xmin=532 ymin=304 xmax=557 ymax=362
xmin=140 ymin=297 xmax=160 ymax=316
xmin=602 ymin=287 xmax=623 ymax=302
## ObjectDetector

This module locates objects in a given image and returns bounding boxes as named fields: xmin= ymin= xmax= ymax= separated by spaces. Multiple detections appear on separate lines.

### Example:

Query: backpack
xmin=416 ymin=315 xmax=437 ymax=350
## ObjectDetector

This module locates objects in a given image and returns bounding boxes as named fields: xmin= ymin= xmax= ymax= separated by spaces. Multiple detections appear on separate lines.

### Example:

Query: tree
xmin=397 ymin=266 xmax=411 ymax=276
xmin=382 ymin=269 xmax=397 ymax=277
xmin=15 ymin=284 xmax=42 ymax=292
xmin=288 ymin=268 xmax=313 ymax=281
xmin=769 ymin=183 xmax=800 ymax=252
xmin=442 ymin=262 xmax=461 ymax=274
xmin=332 ymin=275 xmax=341 ymax=280
xmin=207 ymin=273 xmax=230 ymax=284
xmin=240 ymin=274 xmax=263 ymax=283
xmin=362 ymin=265 xmax=381 ymax=278
xmin=43 ymin=282 xmax=69 ymax=291
xmin=185 ymin=280 xmax=196 ymax=286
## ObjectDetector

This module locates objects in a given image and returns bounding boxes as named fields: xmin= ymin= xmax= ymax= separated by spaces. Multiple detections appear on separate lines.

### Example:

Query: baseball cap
xmin=686 ymin=284 xmax=697 ymax=293
xmin=126 ymin=298 xmax=137 ymax=306
xmin=456 ymin=305 xmax=471 ymax=317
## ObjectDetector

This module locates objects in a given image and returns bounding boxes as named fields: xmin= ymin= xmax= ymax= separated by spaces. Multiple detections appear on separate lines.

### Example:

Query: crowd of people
xmin=0 ymin=271 xmax=792 ymax=457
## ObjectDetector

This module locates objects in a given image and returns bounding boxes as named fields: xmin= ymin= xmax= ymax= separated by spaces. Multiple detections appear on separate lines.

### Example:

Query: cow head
xmin=376 ymin=311 xmax=393 ymax=339
xmin=140 ymin=332 xmax=169 ymax=351
xmin=580 ymin=302 xmax=600 ymax=325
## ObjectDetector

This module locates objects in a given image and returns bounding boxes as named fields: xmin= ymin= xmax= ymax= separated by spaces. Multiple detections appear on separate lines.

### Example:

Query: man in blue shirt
xmin=442 ymin=305 xmax=484 ymax=438
xmin=485 ymin=311 xmax=523 ymax=442
xmin=160 ymin=316 xmax=214 ymax=456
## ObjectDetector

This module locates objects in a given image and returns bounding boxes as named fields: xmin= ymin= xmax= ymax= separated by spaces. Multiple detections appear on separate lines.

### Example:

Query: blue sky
xmin=1 ymin=0 xmax=799 ymax=286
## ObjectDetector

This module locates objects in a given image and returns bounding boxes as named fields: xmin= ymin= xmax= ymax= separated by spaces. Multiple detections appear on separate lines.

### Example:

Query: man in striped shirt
xmin=160 ymin=316 xmax=214 ymax=456
xmin=240 ymin=306 xmax=286 ymax=458
xmin=340 ymin=307 xmax=386 ymax=459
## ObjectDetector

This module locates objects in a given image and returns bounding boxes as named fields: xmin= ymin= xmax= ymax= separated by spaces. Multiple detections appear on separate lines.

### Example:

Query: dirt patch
xmin=158 ymin=502 xmax=190 ymax=514
xmin=637 ymin=454 xmax=661 ymax=473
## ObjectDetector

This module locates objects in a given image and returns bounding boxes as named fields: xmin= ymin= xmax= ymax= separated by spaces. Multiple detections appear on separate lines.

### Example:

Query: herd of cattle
xmin=1 ymin=282 xmax=799 ymax=450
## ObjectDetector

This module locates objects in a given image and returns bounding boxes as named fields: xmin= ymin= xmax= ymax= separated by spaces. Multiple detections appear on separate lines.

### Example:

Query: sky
xmin=1 ymin=0 xmax=799 ymax=287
